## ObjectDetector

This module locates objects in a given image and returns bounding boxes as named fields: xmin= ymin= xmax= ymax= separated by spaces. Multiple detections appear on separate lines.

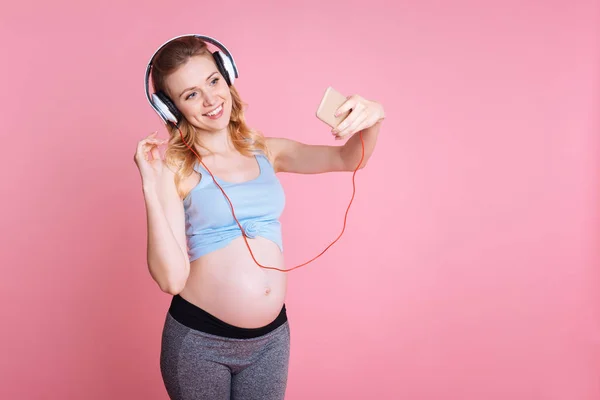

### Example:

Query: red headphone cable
xmin=175 ymin=125 xmax=365 ymax=272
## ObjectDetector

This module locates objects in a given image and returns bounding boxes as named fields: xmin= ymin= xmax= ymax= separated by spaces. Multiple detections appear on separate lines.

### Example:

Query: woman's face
xmin=164 ymin=54 xmax=232 ymax=132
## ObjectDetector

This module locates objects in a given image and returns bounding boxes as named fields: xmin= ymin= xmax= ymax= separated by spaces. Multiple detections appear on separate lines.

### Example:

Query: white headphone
xmin=144 ymin=34 xmax=239 ymax=126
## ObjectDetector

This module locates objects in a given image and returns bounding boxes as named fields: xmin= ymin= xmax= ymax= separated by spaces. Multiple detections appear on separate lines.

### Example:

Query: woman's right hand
xmin=134 ymin=131 xmax=168 ymax=187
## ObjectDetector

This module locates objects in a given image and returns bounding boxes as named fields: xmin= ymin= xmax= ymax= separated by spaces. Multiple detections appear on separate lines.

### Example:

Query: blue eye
xmin=184 ymin=78 xmax=218 ymax=100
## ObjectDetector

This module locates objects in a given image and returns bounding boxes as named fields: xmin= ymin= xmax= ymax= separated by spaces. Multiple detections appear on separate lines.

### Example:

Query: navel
xmin=264 ymin=287 xmax=271 ymax=296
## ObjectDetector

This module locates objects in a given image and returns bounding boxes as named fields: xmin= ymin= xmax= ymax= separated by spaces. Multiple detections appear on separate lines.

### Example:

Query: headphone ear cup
xmin=213 ymin=51 xmax=235 ymax=86
xmin=153 ymin=91 xmax=182 ymax=126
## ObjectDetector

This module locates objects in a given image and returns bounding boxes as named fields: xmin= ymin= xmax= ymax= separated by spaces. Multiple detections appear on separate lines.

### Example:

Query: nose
xmin=203 ymin=90 xmax=217 ymax=106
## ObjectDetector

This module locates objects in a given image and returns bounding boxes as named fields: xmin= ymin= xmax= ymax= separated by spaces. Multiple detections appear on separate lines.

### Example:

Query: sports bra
xmin=183 ymin=152 xmax=285 ymax=262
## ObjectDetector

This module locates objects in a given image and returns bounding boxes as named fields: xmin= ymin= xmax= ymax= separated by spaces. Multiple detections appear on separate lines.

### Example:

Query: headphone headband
xmin=144 ymin=34 xmax=239 ymax=125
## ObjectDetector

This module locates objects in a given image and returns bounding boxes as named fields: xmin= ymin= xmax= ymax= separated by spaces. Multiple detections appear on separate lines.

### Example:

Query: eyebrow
xmin=179 ymin=72 xmax=219 ymax=98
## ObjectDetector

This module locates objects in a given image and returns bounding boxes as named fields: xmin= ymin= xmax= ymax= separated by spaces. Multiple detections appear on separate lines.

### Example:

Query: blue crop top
xmin=183 ymin=153 xmax=285 ymax=262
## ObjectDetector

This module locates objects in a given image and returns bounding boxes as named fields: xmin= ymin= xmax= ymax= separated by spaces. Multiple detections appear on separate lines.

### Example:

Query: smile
xmin=204 ymin=104 xmax=224 ymax=118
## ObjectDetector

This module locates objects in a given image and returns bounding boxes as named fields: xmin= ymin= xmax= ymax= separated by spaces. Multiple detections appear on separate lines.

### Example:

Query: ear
xmin=154 ymin=91 xmax=182 ymax=126
xmin=212 ymin=51 xmax=234 ymax=86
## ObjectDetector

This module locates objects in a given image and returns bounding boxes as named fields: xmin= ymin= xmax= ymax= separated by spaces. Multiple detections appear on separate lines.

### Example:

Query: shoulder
xmin=264 ymin=137 xmax=301 ymax=172
xmin=264 ymin=137 xmax=288 ymax=172
xmin=261 ymin=137 xmax=276 ymax=166
xmin=162 ymin=159 xmax=181 ymax=177
xmin=161 ymin=159 xmax=199 ymax=200
xmin=265 ymin=137 xmax=286 ymax=151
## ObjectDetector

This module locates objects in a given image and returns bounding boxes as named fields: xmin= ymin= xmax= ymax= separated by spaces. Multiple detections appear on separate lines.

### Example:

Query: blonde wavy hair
xmin=150 ymin=36 xmax=269 ymax=198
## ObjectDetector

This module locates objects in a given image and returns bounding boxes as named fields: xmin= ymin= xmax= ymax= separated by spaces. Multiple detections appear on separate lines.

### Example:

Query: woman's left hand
xmin=332 ymin=95 xmax=385 ymax=140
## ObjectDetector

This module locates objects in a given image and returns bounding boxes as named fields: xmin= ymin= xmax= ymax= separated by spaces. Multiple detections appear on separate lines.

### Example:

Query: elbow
xmin=151 ymin=263 xmax=189 ymax=295
xmin=163 ymin=268 xmax=189 ymax=294
xmin=343 ymin=156 xmax=369 ymax=172
xmin=160 ymin=278 xmax=186 ymax=295
xmin=162 ymin=286 xmax=183 ymax=296
xmin=355 ymin=157 xmax=370 ymax=170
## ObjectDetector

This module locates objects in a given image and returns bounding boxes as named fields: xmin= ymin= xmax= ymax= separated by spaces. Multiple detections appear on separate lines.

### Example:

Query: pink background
xmin=1 ymin=0 xmax=599 ymax=399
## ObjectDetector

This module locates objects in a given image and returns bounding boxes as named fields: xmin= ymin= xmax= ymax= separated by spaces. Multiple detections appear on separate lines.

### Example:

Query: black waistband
xmin=168 ymin=294 xmax=288 ymax=339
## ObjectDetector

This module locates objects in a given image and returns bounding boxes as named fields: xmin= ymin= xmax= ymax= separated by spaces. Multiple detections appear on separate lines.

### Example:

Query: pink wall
xmin=1 ymin=0 xmax=598 ymax=399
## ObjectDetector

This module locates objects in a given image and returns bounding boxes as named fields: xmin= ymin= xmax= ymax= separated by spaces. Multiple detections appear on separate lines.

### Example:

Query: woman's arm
xmin=143 ymin=163 xmax=190 ymax=294
xmin=267 ymin=94 xmax=385 ymax=174
xmin=339 ymin=119 xmax=383 ymax=170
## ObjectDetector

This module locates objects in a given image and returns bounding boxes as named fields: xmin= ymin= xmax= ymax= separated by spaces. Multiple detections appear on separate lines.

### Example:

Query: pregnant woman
xmin=134 ymin=34 xmax=385 ymax=400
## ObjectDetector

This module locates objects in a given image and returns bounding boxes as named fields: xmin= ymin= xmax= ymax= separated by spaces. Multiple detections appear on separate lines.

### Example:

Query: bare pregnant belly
xmin=178 ymin=236 xmax=288 ymax=329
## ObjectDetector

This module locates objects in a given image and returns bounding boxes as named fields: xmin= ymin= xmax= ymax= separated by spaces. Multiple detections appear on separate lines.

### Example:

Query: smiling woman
xmin=134 ymin=34 xmax=385 ymax=400
xmin=170 ymin=70 xmax=225 ymax=119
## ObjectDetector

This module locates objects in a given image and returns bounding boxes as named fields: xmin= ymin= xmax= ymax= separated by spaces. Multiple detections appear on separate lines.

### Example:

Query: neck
xmin=193 ymin=126 xmax=235 ymax=157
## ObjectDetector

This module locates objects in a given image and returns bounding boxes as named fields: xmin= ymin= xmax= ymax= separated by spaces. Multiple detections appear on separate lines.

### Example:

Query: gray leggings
xmin=160 ymin=312 xmax=291 ymax=400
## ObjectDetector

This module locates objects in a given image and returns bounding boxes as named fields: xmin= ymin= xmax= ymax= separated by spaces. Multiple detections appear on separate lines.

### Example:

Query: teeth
xmin=206 ymin=104 xmax=223 ymax=116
